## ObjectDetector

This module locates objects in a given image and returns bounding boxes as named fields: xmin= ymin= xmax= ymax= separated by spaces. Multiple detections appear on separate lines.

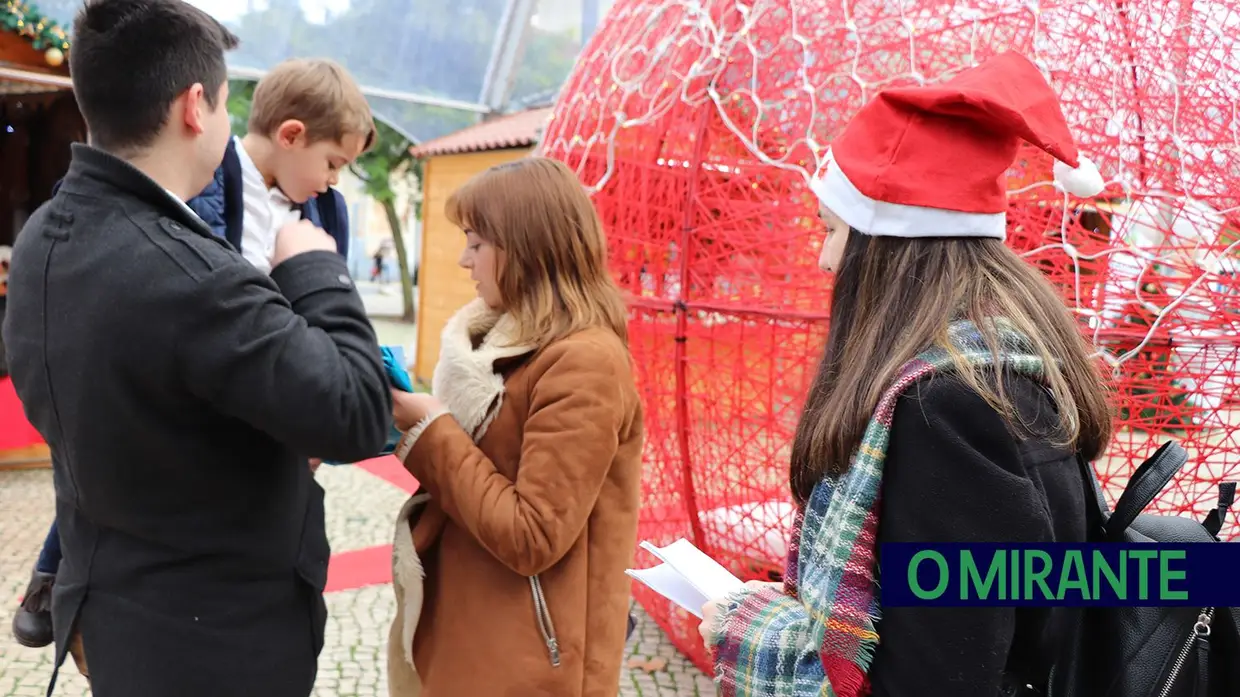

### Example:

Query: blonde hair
xmin=445 ymin=157 xmax=629 ymax=349
xmin=248 ymin=58 xmax=375 ymax=150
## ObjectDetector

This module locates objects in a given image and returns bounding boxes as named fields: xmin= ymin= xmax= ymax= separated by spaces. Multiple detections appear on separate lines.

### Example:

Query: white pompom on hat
xmin=1052 ymin=156 xmax=1106 ymax=198
xmin=810 ymin=51 xmax=1106 ymax=240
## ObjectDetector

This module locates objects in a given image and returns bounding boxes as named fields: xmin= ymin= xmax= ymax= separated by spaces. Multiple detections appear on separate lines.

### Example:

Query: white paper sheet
xmin=625 ymin=538 xmax=744 ymax=618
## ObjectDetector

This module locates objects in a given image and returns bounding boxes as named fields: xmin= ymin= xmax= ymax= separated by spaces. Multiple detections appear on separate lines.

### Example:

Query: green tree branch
xmin=350 ymin=120 xmax=421 ymax=323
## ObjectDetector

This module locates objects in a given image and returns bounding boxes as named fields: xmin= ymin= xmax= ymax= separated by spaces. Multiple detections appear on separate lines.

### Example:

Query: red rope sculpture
xmin=539 ymin=0 xmax=1240 ymax=670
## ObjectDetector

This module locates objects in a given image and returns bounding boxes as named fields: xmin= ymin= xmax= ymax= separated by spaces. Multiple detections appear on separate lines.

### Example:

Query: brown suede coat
xmin=388 ymin=299 xmax=643 ymax=697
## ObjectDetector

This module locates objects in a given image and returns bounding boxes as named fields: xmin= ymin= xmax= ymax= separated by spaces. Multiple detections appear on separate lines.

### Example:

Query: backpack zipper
xmin=528 ymin=575 xmax=562 ymax=667
xmin=1156 ymin=607 xmax=1213 ymax=697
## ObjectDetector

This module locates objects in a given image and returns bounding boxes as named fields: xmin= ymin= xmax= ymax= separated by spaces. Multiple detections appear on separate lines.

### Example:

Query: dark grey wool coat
xmin=2 ymin=144 xmax=392 ymax=697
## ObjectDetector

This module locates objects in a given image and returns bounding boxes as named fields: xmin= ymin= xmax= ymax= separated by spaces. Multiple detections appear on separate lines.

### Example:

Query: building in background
xmin=334 ymin=167 xmax=422 ymax=287
xmin=408 ymin=106 xmax=551 ymax=380
xmin=0 ymin=0 xmax=78 ymax=470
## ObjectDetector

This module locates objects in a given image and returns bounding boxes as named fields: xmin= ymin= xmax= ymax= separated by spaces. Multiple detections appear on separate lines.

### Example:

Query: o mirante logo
xmin=906 ymin=548 xmax=1186 ymax=602
xmin=881 ymin=543 xmax=1240 ymax=607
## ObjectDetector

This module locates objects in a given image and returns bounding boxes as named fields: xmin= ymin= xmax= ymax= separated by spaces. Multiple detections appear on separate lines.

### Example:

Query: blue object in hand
xmin=322 ymin=345 xmax=414 ymax=465
xmin=382 ymin=346 xmax=414 ymax=393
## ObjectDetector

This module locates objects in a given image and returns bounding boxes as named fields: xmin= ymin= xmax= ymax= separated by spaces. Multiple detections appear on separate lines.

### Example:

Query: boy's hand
xmin=272 ymin=220 xmax=337 ymax=267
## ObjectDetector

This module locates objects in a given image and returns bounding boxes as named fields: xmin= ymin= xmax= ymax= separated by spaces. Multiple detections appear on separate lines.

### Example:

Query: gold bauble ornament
xmin=44 ymin=47 xmax=63 ymax=67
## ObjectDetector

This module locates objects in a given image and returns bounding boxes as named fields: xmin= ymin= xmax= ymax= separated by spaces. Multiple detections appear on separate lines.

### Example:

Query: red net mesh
xmin=538 ymin=0 xmax=1240 ymax=671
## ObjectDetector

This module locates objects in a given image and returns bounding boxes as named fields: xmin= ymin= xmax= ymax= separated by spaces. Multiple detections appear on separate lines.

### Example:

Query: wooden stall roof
xmin=1 ymin=0 xmax=71 ymax=94
xmin=410 ymin=107 xmax=553 ymax=158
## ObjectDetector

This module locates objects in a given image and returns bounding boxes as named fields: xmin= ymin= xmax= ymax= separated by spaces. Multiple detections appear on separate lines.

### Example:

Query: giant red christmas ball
xmin=540 ymin=0 xmax=1240 ymax=669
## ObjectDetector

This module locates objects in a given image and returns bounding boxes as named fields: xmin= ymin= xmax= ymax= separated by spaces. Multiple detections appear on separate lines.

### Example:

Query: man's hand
xmin=308 ymin=458 xmax=322 ymax=474
xmin=272 ymin=220 xmax=337 ymax=267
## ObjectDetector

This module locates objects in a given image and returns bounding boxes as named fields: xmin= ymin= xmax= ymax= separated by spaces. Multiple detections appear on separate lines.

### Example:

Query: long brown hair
xmin=789 ymin=230 xmax=1114 ymax=502
xmin=444 ymin=156 xmax=628 ymax=349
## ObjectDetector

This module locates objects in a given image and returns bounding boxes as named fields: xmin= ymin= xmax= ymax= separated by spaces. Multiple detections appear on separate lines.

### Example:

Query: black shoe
xmin=12 ymin=570 xmax=55 ymax=648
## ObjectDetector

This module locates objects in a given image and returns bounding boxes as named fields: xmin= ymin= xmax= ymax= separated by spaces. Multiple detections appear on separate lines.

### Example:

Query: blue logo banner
xmin=881 ymin=543 xmax=1240 ymax=607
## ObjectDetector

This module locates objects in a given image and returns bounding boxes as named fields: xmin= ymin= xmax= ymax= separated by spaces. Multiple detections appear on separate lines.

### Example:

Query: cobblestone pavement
xmin=0 ymin=466 xmax=715 ymax=696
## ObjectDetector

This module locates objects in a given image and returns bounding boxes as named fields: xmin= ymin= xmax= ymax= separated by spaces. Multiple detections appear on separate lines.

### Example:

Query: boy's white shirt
xmin=233 ymin=136 xmax=302 ymax=275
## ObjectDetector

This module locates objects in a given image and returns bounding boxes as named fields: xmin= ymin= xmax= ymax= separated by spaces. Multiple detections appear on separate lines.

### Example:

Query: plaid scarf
xmin=710 ymin=319 xmax=1046 ymax=697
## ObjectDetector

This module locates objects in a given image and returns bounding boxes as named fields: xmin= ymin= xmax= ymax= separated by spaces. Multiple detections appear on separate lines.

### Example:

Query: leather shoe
xmin=12 ymin=570 xmax=54 ymax=648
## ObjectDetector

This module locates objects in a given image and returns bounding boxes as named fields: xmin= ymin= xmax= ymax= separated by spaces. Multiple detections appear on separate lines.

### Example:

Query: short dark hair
xmin=70 ymin=0 xmax=239 ymax=154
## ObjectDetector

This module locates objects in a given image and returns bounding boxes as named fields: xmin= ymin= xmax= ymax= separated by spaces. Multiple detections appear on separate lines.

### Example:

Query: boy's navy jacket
xmin=186 ymin=138 xmax=351 ymax=258
xmin=51 ymin=138 xmax=351 ymax=259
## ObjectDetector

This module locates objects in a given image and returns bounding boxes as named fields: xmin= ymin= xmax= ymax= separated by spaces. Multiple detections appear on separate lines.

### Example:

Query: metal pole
xmin=476 ymin=0 xmax=539 ymax=117
xmin=581 ymin=0 xmax=599 ymax=44
xmin=227 ymin=65 xmax=492 ymax=114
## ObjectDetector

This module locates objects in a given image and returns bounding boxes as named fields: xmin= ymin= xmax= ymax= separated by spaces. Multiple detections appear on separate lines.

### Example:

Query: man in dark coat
xmin=0 ymin=1 xmax=392 ymax=696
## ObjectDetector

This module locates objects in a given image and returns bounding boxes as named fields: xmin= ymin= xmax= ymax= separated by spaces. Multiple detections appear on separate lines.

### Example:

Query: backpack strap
xmin=1104 ymin=441 xmax=1188 ymax=539
xmin=1074 ymin=452 xmax=1112 ymax=538
xmin=1068 ymin=435 xmax=1189 ymax=541
xmin=1202 ymin=482 xmax=1236 ymax=538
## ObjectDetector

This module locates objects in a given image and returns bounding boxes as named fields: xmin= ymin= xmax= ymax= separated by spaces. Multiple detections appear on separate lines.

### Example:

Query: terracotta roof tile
xmin=410 ymin=107 xmax=553 ymax=158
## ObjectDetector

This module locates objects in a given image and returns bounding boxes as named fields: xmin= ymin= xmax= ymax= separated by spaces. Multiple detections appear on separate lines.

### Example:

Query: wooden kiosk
xmin=1 ymin=1 xmax=80 ymax=470
xmin=410 ymin=107 xmax=551 ymax=380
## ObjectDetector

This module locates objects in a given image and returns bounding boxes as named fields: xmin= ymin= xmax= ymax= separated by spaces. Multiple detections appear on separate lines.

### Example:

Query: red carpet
xmin=326 ymin=544 xmax=395 ymax=592
xmin=323 ymin=455 xmax=418 ymax=592
xmin=354 ymin=455 xmax=419 ymax=494
xmin=0 ymin=378 xmax=43 ymax=450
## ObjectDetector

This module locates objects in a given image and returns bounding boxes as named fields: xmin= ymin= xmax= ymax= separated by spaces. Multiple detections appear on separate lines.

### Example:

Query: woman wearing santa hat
xmin=700 ymin=52 xmax=1114 ymax=697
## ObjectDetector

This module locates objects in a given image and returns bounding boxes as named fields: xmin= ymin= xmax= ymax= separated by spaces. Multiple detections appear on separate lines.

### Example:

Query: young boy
xmin=189 ymin=58 xmax=373 ymax=270
xmin=11 ymin=57 xmax=377 ymax=652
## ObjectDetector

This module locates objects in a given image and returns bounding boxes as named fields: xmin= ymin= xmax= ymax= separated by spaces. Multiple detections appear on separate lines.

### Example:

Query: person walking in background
xmin=0 ymin=1 xmax=391 ymax=695
xmin=385 ymin=157 xmax=644 ymax=696
xmin=10 ymin=55 xmax=377 ymax=651
xmin=701 ymin=52 xmax=1113 ymax=697
xmin=371 ymin=239 xmax=392 ymax=282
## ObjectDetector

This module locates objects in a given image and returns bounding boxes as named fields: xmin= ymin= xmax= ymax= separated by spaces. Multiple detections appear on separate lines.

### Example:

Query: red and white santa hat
xmin=810 ymin=51 xmax=1105 ymax=240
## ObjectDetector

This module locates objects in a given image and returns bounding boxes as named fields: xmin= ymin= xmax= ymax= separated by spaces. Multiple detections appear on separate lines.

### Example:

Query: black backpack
xmin=1045 ymin=441 xmax=1239 ymax=697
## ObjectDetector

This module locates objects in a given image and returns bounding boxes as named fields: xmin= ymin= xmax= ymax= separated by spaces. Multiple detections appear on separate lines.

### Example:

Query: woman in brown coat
xmin=386 ymin=157 xmax=644 ymax=696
